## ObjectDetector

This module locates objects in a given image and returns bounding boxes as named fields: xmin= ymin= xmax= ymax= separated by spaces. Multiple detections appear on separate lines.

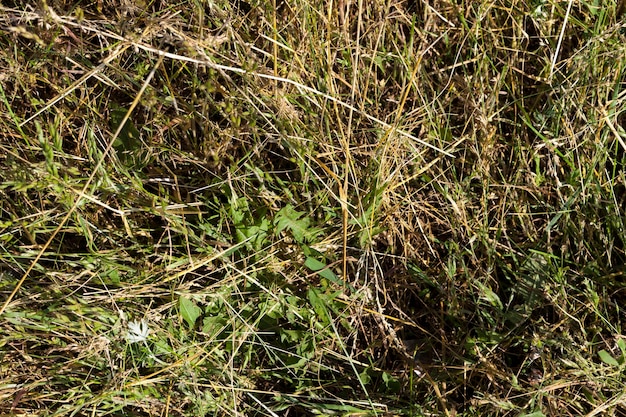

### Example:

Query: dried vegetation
xmin=1 ymin=0 xmax=626 ymax=416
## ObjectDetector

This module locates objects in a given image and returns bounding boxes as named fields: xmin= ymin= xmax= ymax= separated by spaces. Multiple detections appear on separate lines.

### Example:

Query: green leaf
xmin=275 ymin=205 xmax=310 ymax=243
xmin=476 ymin=281 xmax=503 ymax=310
xmin=179 ymin=296 xmax=202 ymax=328
xmin=107 ymin=269 xmax=120 ymax=284
xmin=110 ymin=105 xmax=141 ymax=153
xmin=304 ymin=257 xmax=338 ymax=282
xmin=382 ymin=371 xmax=401 ymax=393
xmin=599 ymin=349 xmax=620 ymax=367
xmin=202 ymin=315 xmax=228 ymax=337
xmin=307 ymin=287 xmax=330 ymax=324
xmin=304 ymin=257 xmax=355 ymax=291
xmin=359 ymin=369 xmax=371 ymax=385
xmin=246 ymin=216 xmax=271 ymax=251
xmin=617 ymin=338 xmax=626 ymax=355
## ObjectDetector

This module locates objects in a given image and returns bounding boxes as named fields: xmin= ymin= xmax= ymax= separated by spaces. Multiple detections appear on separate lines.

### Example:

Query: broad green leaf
xmin=107 ymin=269 xmax=120 ymax=284
xmin=202 ymin=315 xmax=228 ymax=337
xmin=304 ymin=257 xmax=355 ymax=291
xmin=304 ymin=257 xmax=338 ymax=282
xmin=179 ymin=296 xmax=202 ymax=328
xmin=275 ymin=205 xmax=310 ymax=243
xmin=599 ymin=349 xmax=620 ymax=367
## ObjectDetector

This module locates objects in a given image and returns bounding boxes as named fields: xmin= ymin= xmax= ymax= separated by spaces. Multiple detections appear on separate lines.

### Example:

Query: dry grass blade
xmin=0 ymin=54 xmax=164 ymax=315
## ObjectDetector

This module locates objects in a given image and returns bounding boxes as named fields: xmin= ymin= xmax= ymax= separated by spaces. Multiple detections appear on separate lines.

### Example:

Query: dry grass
xmin=1 ymin=0 xmax=626 ymax=416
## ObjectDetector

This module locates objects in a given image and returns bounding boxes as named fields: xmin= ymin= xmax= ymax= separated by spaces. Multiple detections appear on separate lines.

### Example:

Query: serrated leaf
xmin=599 ymin=349 xmax=620 ymax=367
xmin=275 ymin=205 xmax=310 ymax=243
xmin=179 ymin=296 xmax=202 ymax=328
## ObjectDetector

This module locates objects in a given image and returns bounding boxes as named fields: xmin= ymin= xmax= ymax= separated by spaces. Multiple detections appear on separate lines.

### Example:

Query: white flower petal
xmin=126 ymin=320 xmax=150 ymax=343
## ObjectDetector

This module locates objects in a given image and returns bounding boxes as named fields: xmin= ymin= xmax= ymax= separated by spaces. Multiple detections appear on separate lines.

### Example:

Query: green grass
xmin=1 ymin=0 xmax=626 ymax=415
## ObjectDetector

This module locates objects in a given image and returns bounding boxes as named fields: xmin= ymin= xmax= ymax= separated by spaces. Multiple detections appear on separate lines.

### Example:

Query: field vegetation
xmin=1 ymin=0 xmax=626 ymax=415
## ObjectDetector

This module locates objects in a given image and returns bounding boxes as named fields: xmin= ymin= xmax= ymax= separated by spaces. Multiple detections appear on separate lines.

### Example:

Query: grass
xmin=1 ymin=0 xmax=626 ymax=415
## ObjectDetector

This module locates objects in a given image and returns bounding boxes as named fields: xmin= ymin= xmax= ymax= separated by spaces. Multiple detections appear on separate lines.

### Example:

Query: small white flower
xmin=126 ymin=320 xmax=150 ymax=344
